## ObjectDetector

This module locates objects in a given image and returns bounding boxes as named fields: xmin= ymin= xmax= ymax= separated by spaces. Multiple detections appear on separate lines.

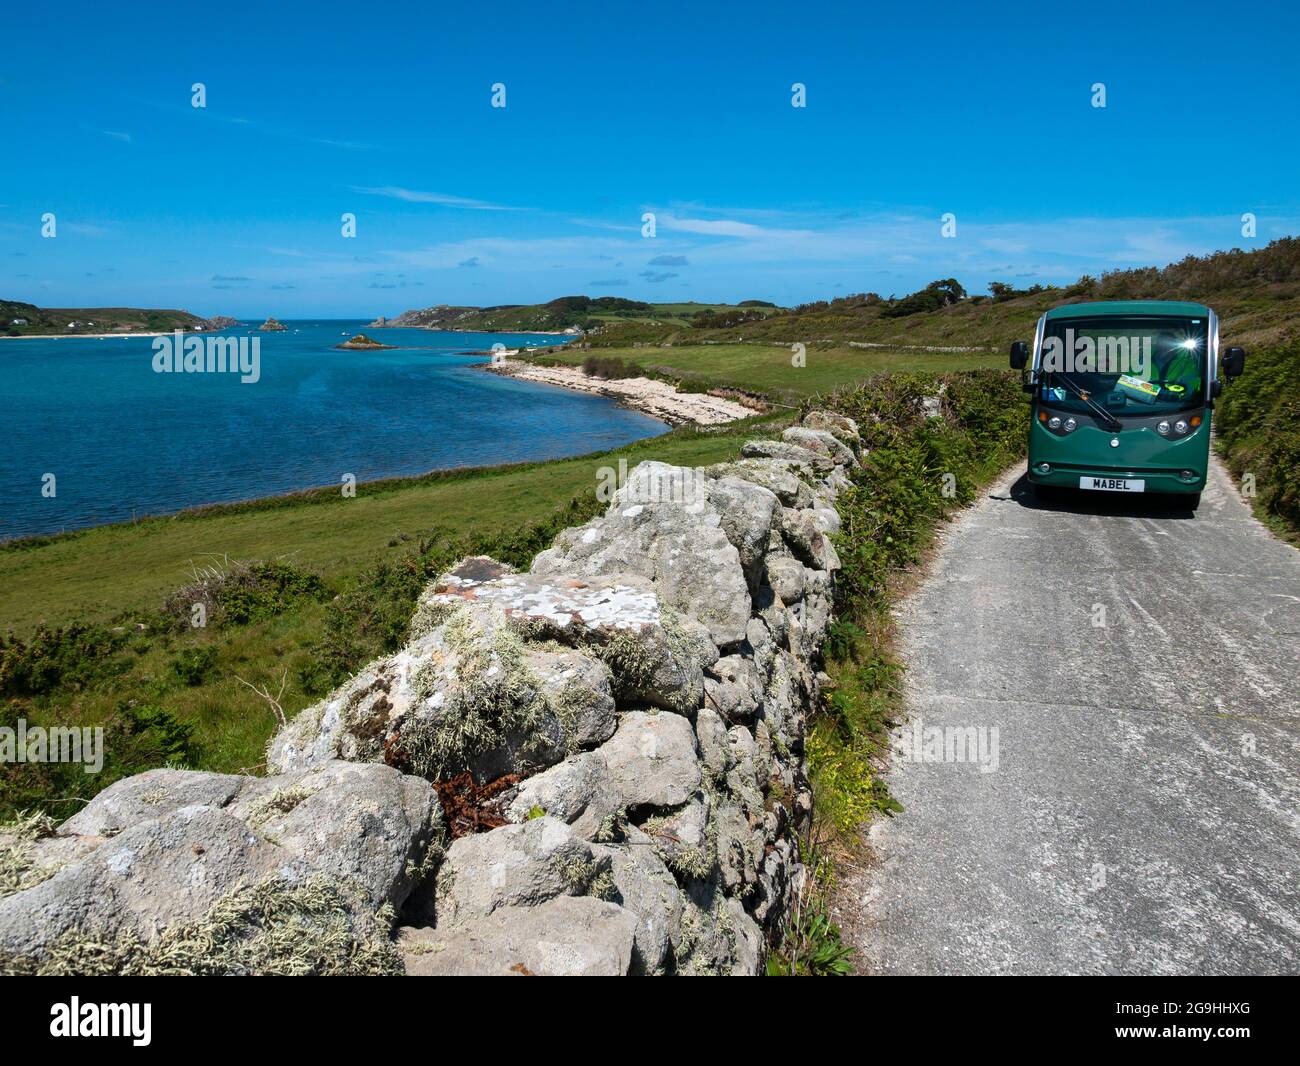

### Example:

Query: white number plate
xmin=1080 ymin=476 xmax=1145 ymax=493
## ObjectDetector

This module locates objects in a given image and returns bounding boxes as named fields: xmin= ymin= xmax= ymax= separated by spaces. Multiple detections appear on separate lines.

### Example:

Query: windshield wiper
xmin=1048 ymin=372 xmax=1124 ymax=431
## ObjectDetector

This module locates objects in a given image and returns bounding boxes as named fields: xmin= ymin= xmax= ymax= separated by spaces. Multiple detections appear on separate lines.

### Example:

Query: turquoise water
xmin=0 ymin=322 xmax=666 ymax=541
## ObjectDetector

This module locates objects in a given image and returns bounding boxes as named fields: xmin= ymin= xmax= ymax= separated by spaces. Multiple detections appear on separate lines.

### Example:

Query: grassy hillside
xmin=1 ymin=300 xmax=203 ymax=336
xmin=586 ymin=237 xmax=1300 ymax=351
xmin=373 ymin=296 xmax=783 ymax=333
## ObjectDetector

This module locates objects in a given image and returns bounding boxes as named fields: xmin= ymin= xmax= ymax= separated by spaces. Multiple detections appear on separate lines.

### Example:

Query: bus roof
xmin=1045 ymin=300 xmax=1211 ymax=320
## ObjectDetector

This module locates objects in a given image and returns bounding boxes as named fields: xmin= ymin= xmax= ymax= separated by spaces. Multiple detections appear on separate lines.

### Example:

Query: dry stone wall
xmin=0 ymin=410 xmax=862 ymax=976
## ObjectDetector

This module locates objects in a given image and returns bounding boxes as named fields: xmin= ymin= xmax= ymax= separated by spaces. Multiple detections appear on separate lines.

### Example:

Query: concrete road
xmin=854 ymin=457 xmax=1300 ymax=975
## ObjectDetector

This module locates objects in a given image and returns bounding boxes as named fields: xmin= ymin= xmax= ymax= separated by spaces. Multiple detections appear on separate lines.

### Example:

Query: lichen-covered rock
xmin=594 ymin=835 xmax=684 ymax=974
xmin=704 ymin=476 xmax=780 ymax=583
xmin=779 ymin=507 xmax=841 ymax=573
xmin=225 ymin=760 xmax=442 ymax=909
xmin=714 ymin=798 xmax=764 ymax=896
xmin=399 ymin=895 xmax=637 ymax=976
xmin=694 ymin=707 xmax=730 ymax=781
xmin=60 ymin=768 xmax=246 ymax=837
xmin=704 ymin=655 xmax=766 ymax=724
xmin=269 ymin=603 xmax=615 ymax=781
xmin=417 ymin=560 xmax=716 ymax=714
xmin=677 ymin=886 xmax=764 ymax=976
xmin=810 ymin=505 xmax=842 ymax=537
xmin=0 ymin=759 xmax=443 ymax=968
xmin=751 ymin=838 xmax=801 ymax=928
xmin=763 ymin=553 xmax=807 ymax=606
xmin=507 ymin=711 xmax=702 ymax=839
xmin=700 ymin=459 xmax=815 ymax=509
xmin=532 ymin=462 xmax=751 ymax=647
xmin=642 ymin=793 xmax=714 ymax=882
xmin=782 ymin=425 xmax=858 ymax=467
xmin=740 ymin=439 xmax=835 ymax=474
xmin=801 ymin=410 xmax=862 ymax=455
xmin=435 ymin=816 xmax=609 ymax=926
xmin=0 ymin=806 xmax=307 ymax=959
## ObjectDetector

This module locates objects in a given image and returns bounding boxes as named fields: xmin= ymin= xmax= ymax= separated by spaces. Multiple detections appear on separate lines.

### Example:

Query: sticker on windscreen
xmin=1116 ymin=374 xmax=1160 ymax=404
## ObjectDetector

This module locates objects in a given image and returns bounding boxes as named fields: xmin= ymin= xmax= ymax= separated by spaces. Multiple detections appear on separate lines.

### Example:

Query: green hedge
xmin=1215 ymin=343 xmax=1300 ymax=541
xmin=772 ymin=369 xmax=1025 ymax=974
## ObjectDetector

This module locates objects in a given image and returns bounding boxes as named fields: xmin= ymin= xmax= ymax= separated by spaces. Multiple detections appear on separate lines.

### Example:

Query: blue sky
xmin=2 ymin=0 xmax=1297 ymax=317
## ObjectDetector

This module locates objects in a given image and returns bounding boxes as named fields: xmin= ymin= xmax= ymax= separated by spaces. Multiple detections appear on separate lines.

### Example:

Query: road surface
xmin=854 ymin=457 xmax=1300 ymax=975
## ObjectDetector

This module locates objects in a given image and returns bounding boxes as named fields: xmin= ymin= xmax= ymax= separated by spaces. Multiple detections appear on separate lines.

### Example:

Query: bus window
xmin=1039 ymin=317 xmax=1207 ymax=416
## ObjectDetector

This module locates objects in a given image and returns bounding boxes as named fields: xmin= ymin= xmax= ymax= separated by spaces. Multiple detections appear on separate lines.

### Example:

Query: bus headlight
xmin=1048 ymin=416 xmax=1061 ymax=430
xmin=1174 ymin=420 xmax=1189 ymax=435
xmin=1063 ymin=418 xmax=1077 ymax=432
xmin=1157 ymin=421 xmax=1170 ymax=435
xmin=1035 ymin=462 xmax=1051 ymax=474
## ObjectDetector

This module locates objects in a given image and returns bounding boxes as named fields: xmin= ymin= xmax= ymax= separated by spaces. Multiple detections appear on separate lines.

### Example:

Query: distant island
xmin=1 ymin=299 xmax=237 ymax=338
xmin=367 ymin=296 xmax=672 ymax=334
xmin=258 ymin=318 xmax=288 ymax=331
xmin=336 ymin=333 xmax=395 ymax=350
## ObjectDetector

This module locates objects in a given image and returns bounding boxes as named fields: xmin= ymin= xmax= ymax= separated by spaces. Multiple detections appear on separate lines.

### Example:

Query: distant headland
xmin=1 ymin=299 xmax=239 ymax=339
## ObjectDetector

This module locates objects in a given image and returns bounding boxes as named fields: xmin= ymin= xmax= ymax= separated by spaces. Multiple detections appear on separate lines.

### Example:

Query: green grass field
xmin=1 ymin=423 xmax=780 ymax=632
xmin=535 ymin=342 xmax=1003 ymax=401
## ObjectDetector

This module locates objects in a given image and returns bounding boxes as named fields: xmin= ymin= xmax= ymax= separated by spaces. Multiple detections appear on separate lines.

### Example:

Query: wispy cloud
xmin=101 ymin=130 xmax=131 ymax=143
xmin=350 ymin=186 xmax=525 ymax=211
xmin=64 ymin=222 xmax=115 ymax=237
xmin=658 ymin=212 xmax=814 ymax=239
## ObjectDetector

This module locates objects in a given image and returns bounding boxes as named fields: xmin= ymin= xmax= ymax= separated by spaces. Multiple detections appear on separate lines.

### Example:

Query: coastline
xmin=0 ymin=331 xmax=179 ymax=340
xmin=482 ymin=357 xmax=759 ymax=426
xmin=370 ymin=324 xmax=578 ymax=336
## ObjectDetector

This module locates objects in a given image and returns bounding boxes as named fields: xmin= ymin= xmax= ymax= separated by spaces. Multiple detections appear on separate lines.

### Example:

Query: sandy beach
xmin=484 ymin=358 xmax=759 ymax=426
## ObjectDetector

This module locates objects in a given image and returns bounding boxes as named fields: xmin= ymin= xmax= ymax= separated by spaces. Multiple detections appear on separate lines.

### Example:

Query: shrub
xmin=0 ymin=623 xmax=128 ymax=697
xmin=162 ymin=559 xmax=326 ymax=630
xmin=0 ymin=701 xmax=199 ymax=822
xmin=171 ymin=645 xmax=218 ymax=686
xmin=580 ymin=354 xmax=642 ymax=379
xmin=1216 ymin=343 xmax=1300 ymax=539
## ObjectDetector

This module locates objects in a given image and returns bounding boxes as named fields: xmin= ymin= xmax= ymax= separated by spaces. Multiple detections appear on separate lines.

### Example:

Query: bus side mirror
xmin=1222 ymin=347 xmax=1246 ymax=379
xmin=1009 ymin=340 xmax=1029 ymax=370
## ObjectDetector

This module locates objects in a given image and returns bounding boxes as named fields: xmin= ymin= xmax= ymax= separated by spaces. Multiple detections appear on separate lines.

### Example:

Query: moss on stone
xmin=244 ymin=784 xmax=314 ymax=830
xmin=0 ymin=874 xmax=401 ymax=976
xmin=404 ymin=607 xmax=548 ymax=779
xmin=0 ymin=811 xmax=61 ymax=899
xmin=556 ymin=855 xmax=615 ymax=902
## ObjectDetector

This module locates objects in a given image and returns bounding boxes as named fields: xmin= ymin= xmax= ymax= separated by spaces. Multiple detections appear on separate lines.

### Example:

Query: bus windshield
xmin=1038 ymin=315 xmax=1208 ymax=416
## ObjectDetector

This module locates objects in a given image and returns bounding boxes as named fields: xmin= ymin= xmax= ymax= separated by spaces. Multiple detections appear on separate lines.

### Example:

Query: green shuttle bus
xmin=1009 ymin=300 xmax=1246 ymax=508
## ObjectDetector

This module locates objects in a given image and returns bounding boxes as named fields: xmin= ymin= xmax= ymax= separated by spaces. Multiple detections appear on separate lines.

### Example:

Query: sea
xmin=0 ymin=321 xmax=666 ymax=541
